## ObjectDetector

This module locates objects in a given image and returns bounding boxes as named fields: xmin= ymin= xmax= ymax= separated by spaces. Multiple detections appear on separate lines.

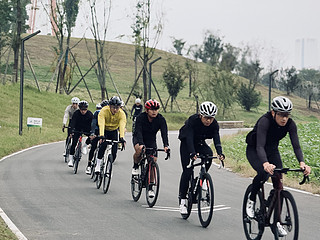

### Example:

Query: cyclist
xmin=85 ymin=101 xmax=108 ymax=174
xmin=178 ymin=101 xmax=225 ymax=214
xmin=95 ymin=96 xmax=127 ymax=173
xmin=68 ymin=101 xmax=93 ymax=167
xmin=131 ymin=99 xmax=169 ymax=198
xmin=62 ymin=97 xmax=80 ymax=155
xmin=130 ymin=98 xmax=143 ymax=121
xmin=245 ymin=96 xmax=311 ymax=236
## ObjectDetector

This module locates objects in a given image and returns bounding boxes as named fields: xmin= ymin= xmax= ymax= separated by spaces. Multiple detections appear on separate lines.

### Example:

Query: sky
xmin=32 ymin=0 xmax=320 ymax=70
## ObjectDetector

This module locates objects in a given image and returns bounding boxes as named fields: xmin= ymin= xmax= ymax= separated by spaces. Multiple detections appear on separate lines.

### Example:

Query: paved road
xmin=0 ymin=130 xmax=319 ymax=240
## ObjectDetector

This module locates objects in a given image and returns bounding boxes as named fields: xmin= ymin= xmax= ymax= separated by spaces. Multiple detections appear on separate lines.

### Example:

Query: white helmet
xmin=71 ymin=97 xmax=80 ymax=104
xmin=271 ymin=96 xmax=293 ymax=113
xmin=96 ymin=103 xmax=102 ymax=109
xmin=135 ymin=98 xmax=141 ymax=104
xmin=199 ymin=101 xmax=218 ymax=117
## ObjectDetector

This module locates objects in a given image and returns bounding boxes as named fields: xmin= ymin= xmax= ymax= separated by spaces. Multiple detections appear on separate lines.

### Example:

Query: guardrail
xmin=218 ymin=121 xmax=244 ymax=129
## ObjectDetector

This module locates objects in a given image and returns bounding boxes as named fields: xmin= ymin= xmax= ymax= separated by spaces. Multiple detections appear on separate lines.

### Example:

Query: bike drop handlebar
xmin=274 ymin=168 xmax=310 ymax=185
xmin=186 ymin=155 xmax=218 ymax=168
xmin=141 ymin=147 xmax=171 ymax=160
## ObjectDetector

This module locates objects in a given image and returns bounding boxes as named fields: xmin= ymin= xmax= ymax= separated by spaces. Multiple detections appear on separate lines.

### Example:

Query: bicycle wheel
xmin=131 ymin=165 xmax=143 ymax=201
xmin=103 ymin=154 xmax=113 ymax=194
xmin=197 ymin=173 xmax=214 ymax=227
xmin=146 ymin=162 xmax=160 ymax=208
xmin=64 ymin=138 xmax=71 ymax=163
xmin=273 ymin=190 xmax=299 ymax=240
xmin=91 ymin=149 xmax=98 ymax=180
xmin=242 ymin=184 xmax=265 ymax=240
xmin=73 ymin=143 xmax=81 ymax=174
xmin=96 ymin=162 xmax=104 ymax=189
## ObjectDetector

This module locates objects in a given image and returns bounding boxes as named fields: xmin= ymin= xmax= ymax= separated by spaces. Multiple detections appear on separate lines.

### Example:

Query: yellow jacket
xmin=98 ymin=106 xmax=127 ymax=138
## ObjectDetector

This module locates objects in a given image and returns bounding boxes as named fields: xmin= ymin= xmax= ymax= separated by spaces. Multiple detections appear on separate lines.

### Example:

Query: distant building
xmin=295 ymin=38 xmax=319 ymax=69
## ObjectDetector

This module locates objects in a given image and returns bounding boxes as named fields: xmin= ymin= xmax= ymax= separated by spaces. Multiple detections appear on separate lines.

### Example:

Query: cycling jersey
xmin=70 ymin=109 xmax=93 ymax=133
xmin=63 ymin=105 xmax=78 ymax=125
xmin=246 ymin=111 xmax=304 ymax=164
xmin=131 ymin=104 xmax=143 ymax=117
xmin=178 ymin=114 xmax=222 ymax=155
xmin=98 ymin=106 xmax=127 ymax=138
xmin=133 ymin=112 xmax=169 ymax=147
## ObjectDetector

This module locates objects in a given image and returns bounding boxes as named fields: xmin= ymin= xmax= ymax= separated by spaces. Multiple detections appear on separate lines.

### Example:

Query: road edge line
xmin=0 ymin=208 xmax=28 ymax=240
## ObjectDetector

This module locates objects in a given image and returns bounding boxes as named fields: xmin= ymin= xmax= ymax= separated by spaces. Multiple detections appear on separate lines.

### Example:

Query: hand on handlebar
xmin=119 ymin=137 xmax=126 ymax=151
xmin=299 ymin=162 xmax=311 ymax=176
xmin=263 ymin=162 xmax=276 ymax=175
xmin=62 ymin=124 xmax=66 ymax=132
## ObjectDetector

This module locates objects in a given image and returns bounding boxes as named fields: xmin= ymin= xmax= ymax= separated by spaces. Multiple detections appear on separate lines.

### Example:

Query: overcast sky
xmin=35 ymin=0 xmax=320 ymax=69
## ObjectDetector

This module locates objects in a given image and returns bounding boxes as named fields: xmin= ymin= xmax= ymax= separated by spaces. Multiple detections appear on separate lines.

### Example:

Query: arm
xmin=256 ymin=117 xmax=270 ymax=164
xmin=134 ymin=116 xmax=144 ymax=145
xmin=98 ymin=108 xmax=106 ymax=136
xmin=160 ymin=118 xmax=169 ymax=147
xmin=118 ymin=110 xmax=127 ymax=138
xmin=212 ymin=125 xmax=223 ymax=155
xmin=288 ymin=121 xmax=304 ymax=163
xmin=63 ymin=105 xmax=70 ymax=125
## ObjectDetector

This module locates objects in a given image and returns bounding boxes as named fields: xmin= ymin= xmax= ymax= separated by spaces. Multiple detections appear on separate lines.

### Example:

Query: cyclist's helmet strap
xmin=78 ymin=100 xmax=89 ymax=110
xmin=145 ymin=99 xmax=160 ymax=110
xmin=199 ymin=101 xmax=218 ymax=117
xmin=271 ymin=96 xmax=293 ymax=113
xmin=109 ymin=96 xmax=122 ymax=106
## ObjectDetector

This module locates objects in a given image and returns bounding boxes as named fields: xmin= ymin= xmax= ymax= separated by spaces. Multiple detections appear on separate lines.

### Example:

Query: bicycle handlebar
xmin=187 ymin=155 xmax=218 ymax=168
xmin=141 ymin=147 xmax=171 ymax=160
xmin=274 ymin=168 xmax=310 ymax=185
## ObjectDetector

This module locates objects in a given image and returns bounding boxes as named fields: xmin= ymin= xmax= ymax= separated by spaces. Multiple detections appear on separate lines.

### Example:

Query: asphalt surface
xmin=0 ymin=129 xmax=319 ymax=240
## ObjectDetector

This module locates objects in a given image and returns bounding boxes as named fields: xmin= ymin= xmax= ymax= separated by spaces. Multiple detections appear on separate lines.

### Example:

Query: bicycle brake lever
xmin=218 ymin=160 xmax=225 ymax=169
xmin=299 ymin=175 xmax=309 ymax=185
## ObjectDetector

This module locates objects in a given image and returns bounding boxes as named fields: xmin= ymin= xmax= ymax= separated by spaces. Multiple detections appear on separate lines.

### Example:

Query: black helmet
xmin=78 ymin=100 xmax=89 ymax=110
xmin=100 ymin=99 xmax=109 ymax=108
xmin=109 ymin=96 xmax=122 ymax=106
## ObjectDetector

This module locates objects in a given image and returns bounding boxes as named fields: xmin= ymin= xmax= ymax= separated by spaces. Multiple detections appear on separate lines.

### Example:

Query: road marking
xmin=142 ymin=205 xmax=231 ymax=213
xmin=0 ymin=208 xmax=28 ymax=240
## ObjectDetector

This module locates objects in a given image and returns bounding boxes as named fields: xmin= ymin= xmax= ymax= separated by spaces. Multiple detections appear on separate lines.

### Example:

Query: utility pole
xmin=268 ymin=69 xmax=279 ymax=111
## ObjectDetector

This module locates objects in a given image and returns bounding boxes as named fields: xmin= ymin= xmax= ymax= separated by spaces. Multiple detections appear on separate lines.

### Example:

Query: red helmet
xmin=145 ymin=99 xmax=160 ymax=110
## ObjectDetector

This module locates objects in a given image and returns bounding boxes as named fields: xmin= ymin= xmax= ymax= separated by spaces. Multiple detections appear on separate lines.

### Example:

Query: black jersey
xmin=246 ymin=111 xmax=303 ymax=164
xmin=133 ymin=112 xmax=169 ymax=147
xmin=70 ymin=109 xmax=93 ymax=133
xmin=131 ymin=104 xmax=143 ymax=117
xmin=178 ymin=114 xmax=222 ymax=155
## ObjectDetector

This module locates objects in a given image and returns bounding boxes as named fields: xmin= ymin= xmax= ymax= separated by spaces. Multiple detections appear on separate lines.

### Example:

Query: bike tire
xmin=96 ymin=161 xmax=104 ymax=189
xmin=273 ymin=190 xmax=299 ymax=240
xmin=146 ymin=162 xmax=160 ymax=208
xmin=73 ymin=143 xmax=81 ymax=174
xmin=131 ymin=165 xmax=143 ymax=202
xmin=64 ymin=138 xmax=71 ymax=163
xmin=91 ymin=149 xmax=98 ymax=180
xmin=242 ymin=184 xmax=265 ymax=240
xmin=197 ymin=173 xmax=214 ymax=227
xmin=103 ymin=154 xmax=113 ymax=194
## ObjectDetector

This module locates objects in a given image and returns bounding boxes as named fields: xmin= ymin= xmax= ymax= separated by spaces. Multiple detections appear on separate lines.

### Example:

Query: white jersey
xmin=63 ymin=105 xmax=78 ymax=125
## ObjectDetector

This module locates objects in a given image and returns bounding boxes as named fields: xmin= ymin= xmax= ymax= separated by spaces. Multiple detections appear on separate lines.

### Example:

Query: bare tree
xmin=131 ymin=0 xmax=163 ymax=103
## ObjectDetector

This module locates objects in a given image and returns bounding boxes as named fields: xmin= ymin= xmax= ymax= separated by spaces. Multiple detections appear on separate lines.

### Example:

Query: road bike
xmin=131 ymin=147 xmax=170 ymax=207
xmin=72 ymin=130 xmax=90 ymax=174
xmin=96 ymin=139 xmax=120 ymax=194
xmin=242 ymin=168 xmax=309 ymax=240
xmin=180 ymin=155 xmax=222 ymax=228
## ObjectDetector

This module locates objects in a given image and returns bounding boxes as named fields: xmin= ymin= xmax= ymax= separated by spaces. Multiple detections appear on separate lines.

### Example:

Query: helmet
xmin=199 ymin=101 xmax=218 ymax=117
xmin=100 ymin=99 xmax=109 ymax=108
xmin=78 ymin=100 xmax=89 ymax=110
xmin=96 ymin=103 xmax=102 ymax=109
xmin=271 ymin=96 xmax=293 ymax=113
xmin=120 ymin=100 xmax=125 ymax=107
xmin=71 ymin=97 xmax=80 ymax=104
xmin=145 ymin=99 xmax=160 ymax=110
xmin=109 ymin=96 xmax=122 ymax=106
xmin=135 ymin=98 xmax=141 ymax=104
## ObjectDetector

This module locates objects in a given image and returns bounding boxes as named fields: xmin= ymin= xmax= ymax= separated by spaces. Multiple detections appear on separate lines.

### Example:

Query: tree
xmin=132 ymin=0 xmax=163 ymax=104
xmin=219 ymin=43 xmax=239 ymax=72
xmin=278 ymin=67 xmax=300 ymax=95
xmin=204 ymin=67 xmax=238 ymax=117
xmin=196 ymin=31 xmax=223 ymax=66
xmin=171 ymin=37 xmax=185 ymax=55
xmin=237 ymin=83 xmax=261 ymax=111
xmin=185 ymin=59 xmax=198 ymax=97
xmin=162 ymin=59 xmax=185 ymax=112
xmin=298 ymin=69 xmax=320 ymax=109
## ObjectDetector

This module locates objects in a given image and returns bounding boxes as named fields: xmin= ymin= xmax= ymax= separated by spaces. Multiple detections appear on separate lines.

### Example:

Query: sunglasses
xmin=276 ymin=112 xmax=290 ymax=118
